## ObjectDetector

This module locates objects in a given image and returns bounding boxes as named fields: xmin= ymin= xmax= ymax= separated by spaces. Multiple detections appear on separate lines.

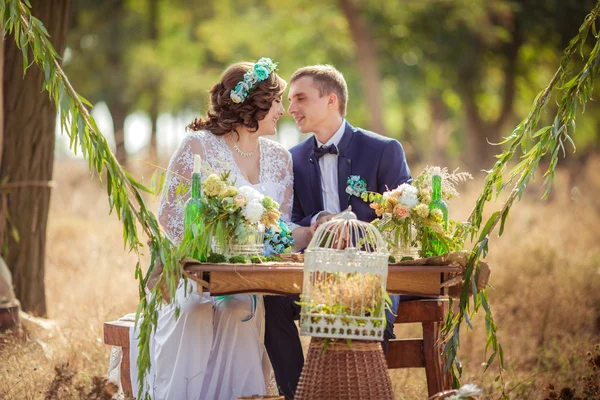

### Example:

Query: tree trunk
xmin=107 ymin=0 xmax=128 ymax=166
xmin=148 ymin=0 xmax=160 ymax=161
xmin=429 ymin=92 xmax=452 ymax=167
xmin=111 ymin=103 xmax=128 ymax=166
xmin=458 ymin=17 xmax=521 ymax=171
xmin=339 ymin=0 xmax=386 ymax=136
xmin=0 ymin=32 xmax=3 ymax=166
xmin=2 ymin=0 xmax=71 ymax=316
xmin=401 ymin=111 xmax=420 ymax=166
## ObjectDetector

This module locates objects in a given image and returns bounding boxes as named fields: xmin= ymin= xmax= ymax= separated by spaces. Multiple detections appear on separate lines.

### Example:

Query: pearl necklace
xmin=230 ymin=134 xmax=258 ymax=158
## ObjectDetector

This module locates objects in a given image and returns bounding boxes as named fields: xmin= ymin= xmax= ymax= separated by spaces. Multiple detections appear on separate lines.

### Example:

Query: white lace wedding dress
xmin=129 ymin=131 xmax=294 ymax=400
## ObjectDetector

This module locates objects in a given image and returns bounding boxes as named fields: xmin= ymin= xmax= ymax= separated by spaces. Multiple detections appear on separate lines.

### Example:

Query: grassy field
xmin=1 ymin=157 xmax=599 ymax=399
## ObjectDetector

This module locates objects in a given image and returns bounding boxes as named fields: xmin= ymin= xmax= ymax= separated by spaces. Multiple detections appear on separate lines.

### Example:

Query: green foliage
xmin=205 ymin=253 xmax=227 ymax=263
xmin=228 ymin=255 xmax=247 ymax=264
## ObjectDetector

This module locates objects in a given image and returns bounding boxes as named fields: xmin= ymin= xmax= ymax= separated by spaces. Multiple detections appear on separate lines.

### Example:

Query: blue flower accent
xmin=230 ymin=57 xmax=278 ymax=104
xmin=346 ymin=175 xmax=367 ymax=198
xmin=263 ymin=218 xmax=294 ymax=255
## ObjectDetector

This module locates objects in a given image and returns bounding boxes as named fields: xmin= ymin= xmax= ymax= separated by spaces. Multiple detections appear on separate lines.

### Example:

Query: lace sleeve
xmin=277 ymin=147 xmax=299 ymax=231
xmin=157 ymin=132 xmax=207 ymax=245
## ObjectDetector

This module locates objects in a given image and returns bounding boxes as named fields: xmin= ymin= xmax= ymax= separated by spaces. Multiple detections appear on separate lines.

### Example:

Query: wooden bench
xmin=105 ymin=299 xmax=451 ymax=399
xmin=104 ymin=320 xmax=134 ymax=398
xmin=386 ymin=298 xmax=452 ymax=397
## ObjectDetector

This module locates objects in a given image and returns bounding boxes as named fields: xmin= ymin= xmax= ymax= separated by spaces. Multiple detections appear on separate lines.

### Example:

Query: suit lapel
xmin=337 ymin=122 xmax=355 ymax=212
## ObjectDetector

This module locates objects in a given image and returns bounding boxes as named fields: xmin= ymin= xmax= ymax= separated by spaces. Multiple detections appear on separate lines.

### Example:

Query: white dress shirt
xmin=311 ymin=119 xmax=346 ymax=224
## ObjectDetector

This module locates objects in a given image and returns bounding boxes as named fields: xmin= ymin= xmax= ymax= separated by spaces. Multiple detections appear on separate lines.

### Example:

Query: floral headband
xmin=230 ymin=57 xmax=278 ymax=104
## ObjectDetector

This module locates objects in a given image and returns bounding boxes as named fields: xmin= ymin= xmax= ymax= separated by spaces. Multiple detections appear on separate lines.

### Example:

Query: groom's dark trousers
xmin=264 ymin=122 xmax=412 ymax=399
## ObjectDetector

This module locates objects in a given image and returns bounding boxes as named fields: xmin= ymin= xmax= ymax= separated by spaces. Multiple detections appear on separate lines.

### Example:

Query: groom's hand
xmin=315 ymin=211 xmax=335 ymax=227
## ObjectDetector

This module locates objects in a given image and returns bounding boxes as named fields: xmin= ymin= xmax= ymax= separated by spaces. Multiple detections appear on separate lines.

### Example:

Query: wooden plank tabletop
xmin=183 ymin=261 xmax=462 ymax=297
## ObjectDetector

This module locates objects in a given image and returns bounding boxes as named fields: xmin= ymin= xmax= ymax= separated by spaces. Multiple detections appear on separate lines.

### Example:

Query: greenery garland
xmin=3 ymin=0 xmax=600 ymax=398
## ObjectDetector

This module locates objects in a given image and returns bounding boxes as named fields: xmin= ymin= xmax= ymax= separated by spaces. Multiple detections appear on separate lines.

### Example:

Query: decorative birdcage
xmin=214 ymin=224 xmax=265 ymax=258
xmin=300 ymin=209 xmax=389 ymax=341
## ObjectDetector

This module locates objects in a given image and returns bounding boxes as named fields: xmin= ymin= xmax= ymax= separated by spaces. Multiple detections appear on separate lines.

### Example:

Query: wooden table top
xmin=183 ymin=261 xmax=462 ymax=297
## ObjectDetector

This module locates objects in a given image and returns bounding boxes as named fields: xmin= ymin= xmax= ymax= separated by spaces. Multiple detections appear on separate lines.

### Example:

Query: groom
xmin=263 ymin=65 xmax=412 ymax=399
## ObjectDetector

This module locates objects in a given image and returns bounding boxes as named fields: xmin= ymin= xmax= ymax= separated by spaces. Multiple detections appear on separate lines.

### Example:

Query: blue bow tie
xmin=313 ymin=144 xmax=338 ymax=160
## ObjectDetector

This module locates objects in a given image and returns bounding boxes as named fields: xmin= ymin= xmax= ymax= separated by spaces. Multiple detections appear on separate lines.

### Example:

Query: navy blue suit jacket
xmin=290 ymin=121 xmax=412 ymax=226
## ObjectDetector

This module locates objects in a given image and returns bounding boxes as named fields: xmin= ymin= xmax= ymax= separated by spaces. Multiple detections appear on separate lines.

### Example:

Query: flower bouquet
xmin=362 ymin=166 xmax=472 ymax=260
xmin=181 ymin=171 xmax=281 ymax=259
xmin=361 ymin=183 xmax=422 ymax=259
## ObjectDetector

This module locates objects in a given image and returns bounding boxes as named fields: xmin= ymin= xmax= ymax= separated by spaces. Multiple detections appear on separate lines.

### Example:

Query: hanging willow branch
xmin=0 ymin=1 xmax=185 ymax=397
xmin=443 ymin=1 xmax=600 ymax=395
xmin=5 ymin=0 xmax=600 ymax=398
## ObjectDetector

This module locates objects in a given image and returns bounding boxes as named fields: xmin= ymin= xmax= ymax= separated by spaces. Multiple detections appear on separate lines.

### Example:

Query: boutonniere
xmin=346 ymin=175 xmax=367 ymax=198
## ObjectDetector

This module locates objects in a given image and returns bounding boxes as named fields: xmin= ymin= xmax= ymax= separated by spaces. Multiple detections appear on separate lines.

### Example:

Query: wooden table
xmin=183 ymin=261 xmax=462 ymax=297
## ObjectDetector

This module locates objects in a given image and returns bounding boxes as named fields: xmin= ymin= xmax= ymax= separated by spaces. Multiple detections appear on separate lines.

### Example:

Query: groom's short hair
xmin=290 ymin=65 xmax=348 ymax=116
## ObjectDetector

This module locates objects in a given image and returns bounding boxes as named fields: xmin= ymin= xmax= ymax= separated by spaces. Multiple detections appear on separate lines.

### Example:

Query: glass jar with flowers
xmin=181 ymin=171 xmax=281 ymax=259
xmin=362 ymin=166 xmax=473 ymax=260
xmin=361 ymin=183 xmax=420 ymax=260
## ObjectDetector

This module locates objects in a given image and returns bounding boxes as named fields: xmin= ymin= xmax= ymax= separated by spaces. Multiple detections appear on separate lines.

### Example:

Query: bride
xmin=130 ymin=58 xmax=312 ymax=399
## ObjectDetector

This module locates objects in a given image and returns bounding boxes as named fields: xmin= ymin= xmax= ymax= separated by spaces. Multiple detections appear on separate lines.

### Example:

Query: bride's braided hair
xmin=188 ymin=62 xmax=286 ymax=135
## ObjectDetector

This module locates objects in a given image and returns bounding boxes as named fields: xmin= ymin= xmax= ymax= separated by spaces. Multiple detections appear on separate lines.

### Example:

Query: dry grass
xmin=1 ymin=157 xmax=600 ymax=399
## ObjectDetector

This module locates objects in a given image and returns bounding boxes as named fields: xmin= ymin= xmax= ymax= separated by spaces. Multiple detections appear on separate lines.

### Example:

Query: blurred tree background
xmin=62 ymin=0 xmax=599 ymax=172
xmin=2 ymin=2 xmax=600 ymax=398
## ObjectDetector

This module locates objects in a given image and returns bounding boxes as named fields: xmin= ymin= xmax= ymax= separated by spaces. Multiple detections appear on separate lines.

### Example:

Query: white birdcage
xmin=300 ymin=209 xmax=389 ymax=341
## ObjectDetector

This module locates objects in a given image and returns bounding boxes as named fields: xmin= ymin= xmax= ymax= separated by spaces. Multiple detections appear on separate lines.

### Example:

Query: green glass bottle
xmin=184 ymin=155 xmax=206 ymax=261
xmin=428 ymin=171 xmax=448 ymax=256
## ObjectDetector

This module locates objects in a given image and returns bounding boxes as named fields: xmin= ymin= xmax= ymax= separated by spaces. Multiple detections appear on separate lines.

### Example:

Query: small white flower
xmin=242 ymin=200 xmax=265 ymax=223
xmin=456 ymin=383 xmax=483 ymax=397
xmin=238 ymin=185 xmax=264 ymax=203
xmin=398 ymin=183 xmax=419 ymax=208
xmin=432 ymin=222 xmax=444 ymax=234
xmin=230 ymin=92 xmax=243 ymax=103
xmin=414 ymin=204 xmax=429 ymax=218
xmin=430 ymin=208 xmax=443 ymax=221
xmin=246 ymin=74 xmax=258 ymax=85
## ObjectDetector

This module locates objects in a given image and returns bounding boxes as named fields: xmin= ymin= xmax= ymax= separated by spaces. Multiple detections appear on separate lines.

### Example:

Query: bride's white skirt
xmin=130 ymin=280 xmax=273 ymax=400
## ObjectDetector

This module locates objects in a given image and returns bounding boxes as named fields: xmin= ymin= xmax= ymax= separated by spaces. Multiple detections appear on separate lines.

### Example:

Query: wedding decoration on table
xmin=362 ymin=166 xmax=472 ymax=260
xmin=263 ymin=218 xmax=295 ymax=256
xmin=179 ymin=155 xmax=282 ymax=260
xmin=299 ymin=209 xmax=390 ymax=341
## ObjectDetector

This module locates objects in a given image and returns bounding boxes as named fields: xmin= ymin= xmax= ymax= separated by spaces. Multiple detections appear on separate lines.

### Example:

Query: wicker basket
xmin=295 ymin=338 xmax=394 ymax=400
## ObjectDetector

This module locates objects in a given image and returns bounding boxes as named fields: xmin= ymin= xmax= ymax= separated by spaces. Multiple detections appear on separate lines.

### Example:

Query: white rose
xmin=230 ymin=92 xmax=243 ymax=103
xmin=242 ymin=200 xmax=265 ymax=223
xmin=238 ymin=186 xmax=264 ymax=203
xmin=398 ymin=184 xmax=419 ymax=208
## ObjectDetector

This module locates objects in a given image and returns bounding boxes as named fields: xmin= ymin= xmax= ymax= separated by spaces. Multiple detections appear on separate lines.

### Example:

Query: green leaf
xmin=498 ymin=208 xmax=509 ymax=237
xmin=478 ymin=211 xmax=500 ymax=243
xmin=77 ymin=93 xmax=93 ymax=108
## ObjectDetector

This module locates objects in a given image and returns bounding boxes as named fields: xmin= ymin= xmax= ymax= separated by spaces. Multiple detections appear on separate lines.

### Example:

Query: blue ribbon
xmin=215 ymin=295 xmax=257 ymax=322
